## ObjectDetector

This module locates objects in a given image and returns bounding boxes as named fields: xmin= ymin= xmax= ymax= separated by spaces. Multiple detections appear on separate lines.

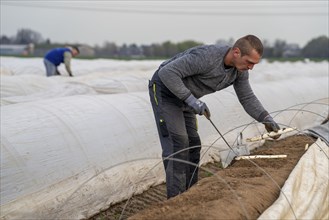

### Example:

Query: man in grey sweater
xmin=148 ymin=35 xmax=280 ymax=199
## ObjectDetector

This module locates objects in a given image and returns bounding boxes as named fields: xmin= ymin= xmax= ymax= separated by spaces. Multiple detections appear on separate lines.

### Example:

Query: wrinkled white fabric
xmin=0 ymin=58 xmax=328 ymax=219
xmin=259 ymin=139 xmax=329 ymax=220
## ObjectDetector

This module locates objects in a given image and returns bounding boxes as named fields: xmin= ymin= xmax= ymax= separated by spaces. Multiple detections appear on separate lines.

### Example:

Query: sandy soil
xmin=89 ymin=134 xmax=316 ymax=220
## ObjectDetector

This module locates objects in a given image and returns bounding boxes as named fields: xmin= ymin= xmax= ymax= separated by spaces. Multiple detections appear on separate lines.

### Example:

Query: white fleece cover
xmin=0 ymin=57 xmax=328 ymax=219
xmin=1 ymin=57 xmax=328 ymax=105
xmin=259 ymin=138 xmax=329 ymax=220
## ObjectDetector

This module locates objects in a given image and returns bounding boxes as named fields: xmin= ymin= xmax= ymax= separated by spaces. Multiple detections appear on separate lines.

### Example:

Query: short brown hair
xmin=233 ymin=35 xmax=263 ymax=56
xmin=72 ymin=46 xmax=80 ymax=54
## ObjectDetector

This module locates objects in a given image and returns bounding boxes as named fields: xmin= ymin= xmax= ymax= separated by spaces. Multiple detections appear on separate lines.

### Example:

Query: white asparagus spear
xmin=235 ymin=155 xmax=287 ymax=160
xmin=246 ymin=127 xmax=297 ymax=142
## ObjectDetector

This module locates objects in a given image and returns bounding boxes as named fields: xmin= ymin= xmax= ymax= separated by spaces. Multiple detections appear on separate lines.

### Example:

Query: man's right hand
xmin=185 ymin=94 xmax=211 ymax=118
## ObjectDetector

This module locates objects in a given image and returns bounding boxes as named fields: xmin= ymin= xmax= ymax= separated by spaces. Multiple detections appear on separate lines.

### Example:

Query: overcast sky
xmin=1 ymin=0 xmax=328 ymax=47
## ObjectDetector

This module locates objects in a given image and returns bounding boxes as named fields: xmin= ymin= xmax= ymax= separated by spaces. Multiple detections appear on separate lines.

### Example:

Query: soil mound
xmin=89 ymin=135 xmax=315 ymax=220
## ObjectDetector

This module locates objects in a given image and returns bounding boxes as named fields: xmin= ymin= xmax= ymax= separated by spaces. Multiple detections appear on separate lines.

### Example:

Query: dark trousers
xmin=149 ymin=80 xmax=201 ymax=199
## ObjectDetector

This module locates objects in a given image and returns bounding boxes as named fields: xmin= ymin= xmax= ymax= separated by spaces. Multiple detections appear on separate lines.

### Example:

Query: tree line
xmin=1 ymin=28 xmax=328 ymax=59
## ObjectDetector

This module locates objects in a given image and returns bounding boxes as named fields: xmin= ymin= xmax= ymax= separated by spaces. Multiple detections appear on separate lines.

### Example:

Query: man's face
xmin=233 ymin=48 xmax=261 ymax=72
xmin=72 ymin=49 xmax=79 ymax=57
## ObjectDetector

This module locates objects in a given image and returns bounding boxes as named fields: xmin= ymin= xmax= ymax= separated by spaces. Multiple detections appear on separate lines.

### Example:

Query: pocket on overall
xmin=159 ymin=119 xmax=169 ymax=137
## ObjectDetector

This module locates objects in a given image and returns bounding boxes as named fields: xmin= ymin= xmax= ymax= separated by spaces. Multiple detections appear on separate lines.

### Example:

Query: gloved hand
xmin=263 ymin=115 xmax=281 ymax=139
xmin=185 ymin=94 xmax=211 ymax=118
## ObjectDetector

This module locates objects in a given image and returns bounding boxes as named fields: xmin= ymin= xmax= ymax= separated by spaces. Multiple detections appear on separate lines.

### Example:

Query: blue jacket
xmin=44 ymin=48 xmax=71 ymax=66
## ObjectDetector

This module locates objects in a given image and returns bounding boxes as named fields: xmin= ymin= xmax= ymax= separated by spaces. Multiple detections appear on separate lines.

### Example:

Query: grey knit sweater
xmin=157 ymin=44 xmax=268 ymax=122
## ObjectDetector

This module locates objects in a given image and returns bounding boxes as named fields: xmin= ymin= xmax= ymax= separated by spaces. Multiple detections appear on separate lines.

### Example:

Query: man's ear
xmin=232 ymin=47 xmax=241 ymax=58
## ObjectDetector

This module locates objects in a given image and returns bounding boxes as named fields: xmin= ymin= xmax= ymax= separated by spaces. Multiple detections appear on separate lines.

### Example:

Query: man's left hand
xmin=263 ymin=115 xmax=281 ymax=139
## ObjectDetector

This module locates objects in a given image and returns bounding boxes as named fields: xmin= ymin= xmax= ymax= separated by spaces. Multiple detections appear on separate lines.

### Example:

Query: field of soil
xmin=89 ymin=134 xmax=316 ymax=220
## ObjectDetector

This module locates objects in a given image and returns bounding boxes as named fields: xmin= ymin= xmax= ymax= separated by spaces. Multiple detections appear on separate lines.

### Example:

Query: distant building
xmin=78 ymin=45 xmax=95 ymax=57
xmin=283 ymin=43 xmax=301 ymax=58
xmin=0 ymin=44 xmax=34 ymax=56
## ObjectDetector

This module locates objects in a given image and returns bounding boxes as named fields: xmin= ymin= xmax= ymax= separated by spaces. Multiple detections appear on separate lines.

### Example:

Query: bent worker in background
xmin=43 ymin=46 xmax=79 ymax=77
xmin=148 ymin=35 xmax=281 ymax=199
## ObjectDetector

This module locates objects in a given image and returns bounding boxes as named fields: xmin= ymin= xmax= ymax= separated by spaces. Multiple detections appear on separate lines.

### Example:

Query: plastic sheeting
xmin=1 ymin=82 xmax=97 ymax=105
xmin=0 ymin=74 xmax=151 ymax=105
xmin=306 ymin=121 xmax=329 ymax=146
xmin=1 ymin=57 xmax=161 ymax=105
xmin=0 ymin=74 xmax=59 ymax=98
xmin=0 ymin=57 xmax=161 ymax=77
xmin=1 ymin=58 xmax=328 ymax=104
xmin=1 ymin=93 xmax=327 ymax=219
xmin=1 ymin=93 xmax=165 ymax=219
xmin=1 ymin=58 xmax=328 ymax=219
xmin=258 ymin=138 xmax=329 ymax=220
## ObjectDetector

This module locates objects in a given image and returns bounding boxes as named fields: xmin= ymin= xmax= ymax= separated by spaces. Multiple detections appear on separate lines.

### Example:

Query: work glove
xmin=263 ymin=115 xmax=281 ymax=139
xmin=185 ymin=94 xmax=211 ymax=119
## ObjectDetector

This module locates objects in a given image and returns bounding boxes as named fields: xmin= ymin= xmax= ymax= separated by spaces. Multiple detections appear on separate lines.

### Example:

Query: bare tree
xmin=15 ymin=28 xmax=44 ymax=44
